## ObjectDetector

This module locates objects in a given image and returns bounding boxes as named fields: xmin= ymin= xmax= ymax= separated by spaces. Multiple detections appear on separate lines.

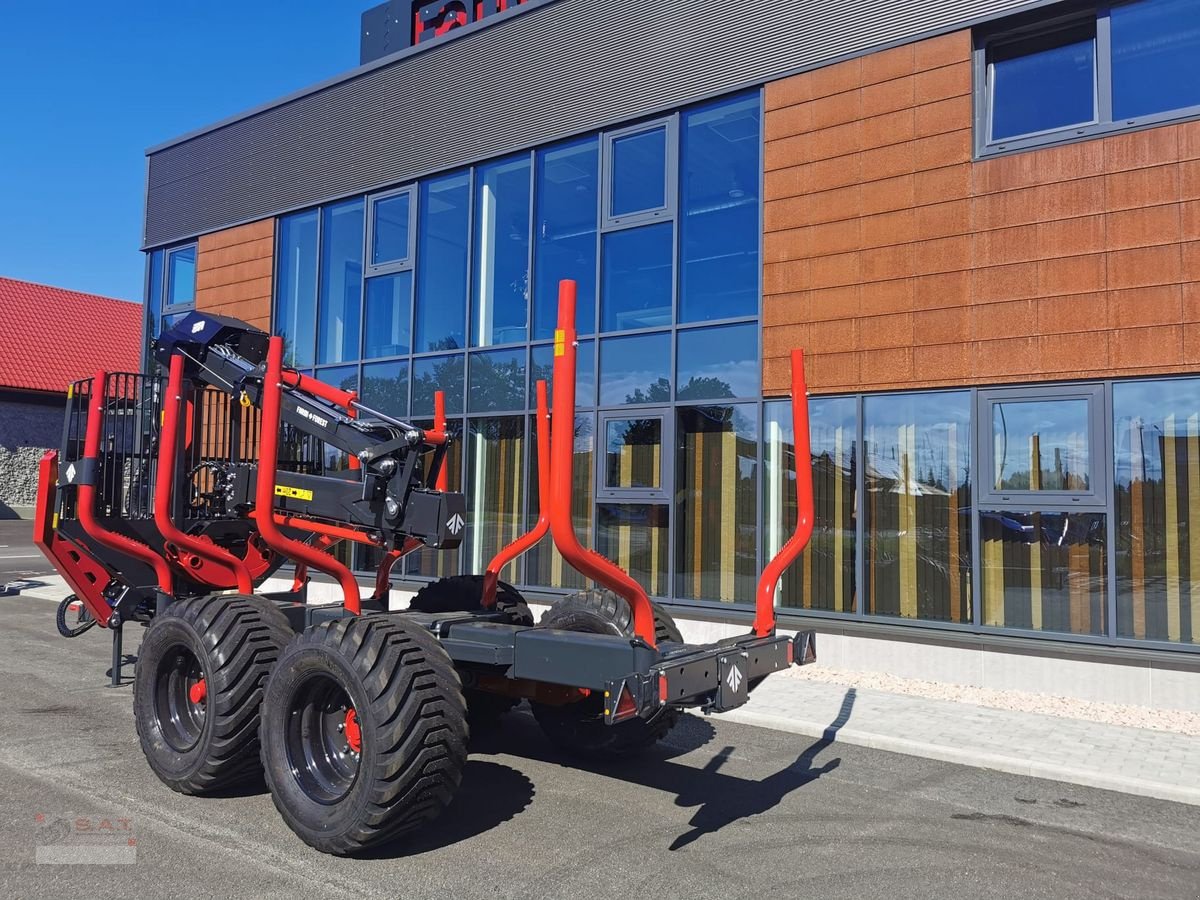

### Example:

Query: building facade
xmin=142 ymin=0 xmax=1200 ymax=697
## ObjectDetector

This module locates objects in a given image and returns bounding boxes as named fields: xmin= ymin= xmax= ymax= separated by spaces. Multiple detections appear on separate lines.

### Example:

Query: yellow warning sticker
xmin=274 ymin=484 xmax=314 ymax=501
xmin=553 ymin=328 xmax=566 ymax=358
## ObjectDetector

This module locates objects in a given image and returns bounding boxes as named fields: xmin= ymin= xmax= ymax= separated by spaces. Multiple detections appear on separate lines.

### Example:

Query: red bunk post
xmin=548 ymin=280 xmax=658 ymax=648
xmin=752 ymin=349 xmax=815 ymax=637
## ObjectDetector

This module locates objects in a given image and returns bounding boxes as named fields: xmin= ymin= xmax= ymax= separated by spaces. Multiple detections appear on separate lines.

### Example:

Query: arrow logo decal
xmin=446 ymin=513 xmax=465 ymax=535
xmin=726 ymin=663 xmax=743 ymax=693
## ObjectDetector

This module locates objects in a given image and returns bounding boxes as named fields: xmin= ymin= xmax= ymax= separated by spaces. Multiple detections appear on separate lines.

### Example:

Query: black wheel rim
xmin=285 ymin=674 xmax=361 ymax=804
xmin=154 ymin=643 xmax=207 ymax=752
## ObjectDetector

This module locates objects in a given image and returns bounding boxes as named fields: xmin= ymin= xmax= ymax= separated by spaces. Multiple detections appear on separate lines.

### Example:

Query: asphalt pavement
xmin=0 ymin=519 xmax=54 ymax=587
xmin=1 ymin=589 xmax=1198 ymax=900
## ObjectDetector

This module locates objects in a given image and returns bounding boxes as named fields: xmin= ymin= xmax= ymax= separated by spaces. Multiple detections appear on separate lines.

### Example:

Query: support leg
xmin=109 ymin=621 xmax=123 ymax=688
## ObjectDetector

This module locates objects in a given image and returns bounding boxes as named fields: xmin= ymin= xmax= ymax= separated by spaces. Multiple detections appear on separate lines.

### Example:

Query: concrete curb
xmin=721 ymin=707 xmax=1200 ymax=808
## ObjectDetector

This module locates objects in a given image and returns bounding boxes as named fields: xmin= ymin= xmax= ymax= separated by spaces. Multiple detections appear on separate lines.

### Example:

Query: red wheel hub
xmin=188 ymin=678 xmax=207 ymax=705
xmin=344 ymin=708 xmax=361 ymax=753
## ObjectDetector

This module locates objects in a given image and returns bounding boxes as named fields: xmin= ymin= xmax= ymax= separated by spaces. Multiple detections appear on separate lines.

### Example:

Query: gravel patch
xmin=779 ymin=664 xmax=1200 ymax=737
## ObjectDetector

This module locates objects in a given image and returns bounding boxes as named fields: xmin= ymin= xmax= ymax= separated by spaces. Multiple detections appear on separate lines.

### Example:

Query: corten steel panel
xmin=143 ymin=0 xmax=1055 ymax=248
xmin=194 ymin=220 xmax=275 ymax=333
xmin=763 ymin=29 xmax=1200 ymax=395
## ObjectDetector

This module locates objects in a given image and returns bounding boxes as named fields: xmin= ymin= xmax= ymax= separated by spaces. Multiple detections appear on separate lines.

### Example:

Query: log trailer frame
xmin=32 ymin=278 xmax=817 ymax=855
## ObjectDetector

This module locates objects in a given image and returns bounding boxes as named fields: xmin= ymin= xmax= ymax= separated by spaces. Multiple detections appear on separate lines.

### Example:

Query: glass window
xmin=864 ymin=392 xmax=972 ymax=623
xmin=407 ymin=419 xmax=464 ymax=579
xmin=528 ymin=413 xmax=594 ymax=590
xmin=598 ymin=332 xmax=671 ymax=406
xmin=412 ymin=353 xmax=465 ymax=416
xmin=534 ymin=138 xmax=598 ymax=339
xmin=596 ymin=503 xmax=669 ymax=596
xmin=980 ymin=510 xmax=1107 ymax=635
xmin=1111 ymin=0 xmax=1200 ymax=120
xmin=610 ymin=126 xmax=667 ymax=218
xmin=677 ymin=323 xmax=759 ymax=401
xmin=989 ymin=24 xmax=1096 ymax=141
xmin=765 ymin=397 xmax=857 ymax=613
xmin=468 ymin=347 xmax=526 ymax=412
xmin=1114 ymin=377 xmax=1200 ymax=644
xmin=145 ymin=250 xmax=165 ymax=361
xmin=680 ymin=94 xmax=760 ymax=323
xmin=276 ymin=210 xmax=319 ymax=368
xmin=467 ymin=416 xmax=526 ymax=582
xmin=360 ymin=360 xmax=409 ymax=420
xmin=601 ymin=223 xmax=673 ymax=332
xmin=166 ymin=245 xmax=196 ymax=308
xmin=363 ymin=272 xmax=412 ymax=359
xmin=676 ymin=404 xmax=758 ymax=603
xmin=991 ymin=398 xmax=1090 ymax=492
xmin=605 ymin=418 xmax=664 ymax=490
xmin=316 ymin=199 xmax=365 ymax=365
xmin=370 ymin=191 xmax=412 ymax=266
xmin=472 ymin=155 xmax=531 ymax=347
xmin=314 ymin=365 xmax=359 ymax=472
xmin=415 ymin=171 xmax=470 ymax=352
xmin=531 ymin=339 xmax=594 ymax=408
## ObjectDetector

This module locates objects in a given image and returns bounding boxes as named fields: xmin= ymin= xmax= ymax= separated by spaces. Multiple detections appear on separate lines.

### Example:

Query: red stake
xmin=752 ymin=349 xmax=815 ymax=637
xmin=548 ymin=281 xmax=657 ymax=648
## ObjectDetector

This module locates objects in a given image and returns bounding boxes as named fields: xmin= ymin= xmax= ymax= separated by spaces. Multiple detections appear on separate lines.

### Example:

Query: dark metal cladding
xmin=144 ymin=0 xmax=1051 ymax=248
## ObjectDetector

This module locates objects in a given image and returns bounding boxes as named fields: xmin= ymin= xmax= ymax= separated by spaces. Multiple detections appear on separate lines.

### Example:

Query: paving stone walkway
xmin=724 ymin=673 xmax=1200 ymax=806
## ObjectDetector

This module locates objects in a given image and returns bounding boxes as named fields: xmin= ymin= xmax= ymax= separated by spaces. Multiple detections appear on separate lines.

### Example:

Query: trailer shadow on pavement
xmin=397 ymin=686 xmax=857 ymax=859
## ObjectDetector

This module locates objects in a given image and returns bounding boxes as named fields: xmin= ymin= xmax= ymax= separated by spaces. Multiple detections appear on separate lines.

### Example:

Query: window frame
xmin=161 ymin=242 xmax=198 ymax=314
xmin=973 ymin=0 xmax=1200 ymax=158
xmin=365 ymin=185 xmax=417 ymax=275
xmin=601 ymin=117 xmax=678 ymax=230
xmin=596 ymin=410 xmax=673 ymax=502
xmin=976 ymin=383 xmax=1108 ymax=509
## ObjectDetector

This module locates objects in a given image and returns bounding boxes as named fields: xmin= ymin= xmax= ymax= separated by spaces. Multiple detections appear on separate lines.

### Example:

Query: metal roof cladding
xmin=0 ymin=277 xmax=142 ymax=394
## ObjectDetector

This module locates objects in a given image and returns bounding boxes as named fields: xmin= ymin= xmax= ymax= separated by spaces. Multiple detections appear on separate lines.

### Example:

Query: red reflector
xmin=787 ymin=641 xmax=794 ymax=665
xmin=616 ymin=686 xmax=638 ymax=719
xmin=658 ymin=673 xmax=669 ymax=703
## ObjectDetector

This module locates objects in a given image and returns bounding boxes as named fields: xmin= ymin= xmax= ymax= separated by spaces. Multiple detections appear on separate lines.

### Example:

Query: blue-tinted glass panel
xmin=599 ymin=332 xmax=671 ymax=406
xmin=1113 ymin=377 xmax=1200 ymax=644
xmin=531 ymin=339 xmax=594 ymax=408
xmin=534 ymin=138 xmax=598 ymax=339
xmin=148 ymin=249 xmax=164 ymax=312
xmin=472 ymin=155 xmax=531 ymax=347
xmin=677 ymin=323 xmax=758 ymax=401
xmin=1112 ymin=0 xmax=1200 ymax=120
xmin=371 ymin=191 xmax=411 ymax=266
xmin=412 ymin=354 xmax=465 ymax=416
xmin=991 ymin=399 xmax=1090 ymax=491
xmin=864 ymin=392 xmax=972 ymax=623
xmin=315 ymin=366 xmax=359 ymax=473
xmin=361 ymin=360 xmax=409 ymax=420
xmin=415 ymin=172 xmax=470 ymax=352
xmin=276 ymin=210 xmax=319 ymax=368
xmin=765 ymin=397 xmax=857 ymax=613
xmin=676 ymin=404 xmax=758 ymax=602
xmin=990 ymin=26 xmax=1095 ymax=141
xmin=316 ymin=199 xmax=365 ymax=365
xmin=469 ymin=348 xmax=526 ymax=412
xmin=363 ymin=272 xmax=412 ymax=359
xmin=166 ymin=245 xmax=196 ymax=307
xmin=680 ymin=94 xmax=761 ymax=323
xmin=611 ymin=127 xmax=667 ymax=217
xmin=601 ymin=223 xmax=672 ymax=332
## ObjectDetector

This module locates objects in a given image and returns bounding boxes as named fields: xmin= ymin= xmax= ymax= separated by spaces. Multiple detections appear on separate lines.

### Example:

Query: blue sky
xmin=0 ymin=2 xmax=368 ymax=303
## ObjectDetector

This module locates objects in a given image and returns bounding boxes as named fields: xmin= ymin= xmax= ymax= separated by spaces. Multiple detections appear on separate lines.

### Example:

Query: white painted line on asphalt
xmin=0 ymin=554 xmax=43 ymax=559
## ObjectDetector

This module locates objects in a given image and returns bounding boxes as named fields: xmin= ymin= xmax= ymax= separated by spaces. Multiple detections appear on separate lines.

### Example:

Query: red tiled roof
xmin=0 ymin=277 xmax=142 ymax=395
